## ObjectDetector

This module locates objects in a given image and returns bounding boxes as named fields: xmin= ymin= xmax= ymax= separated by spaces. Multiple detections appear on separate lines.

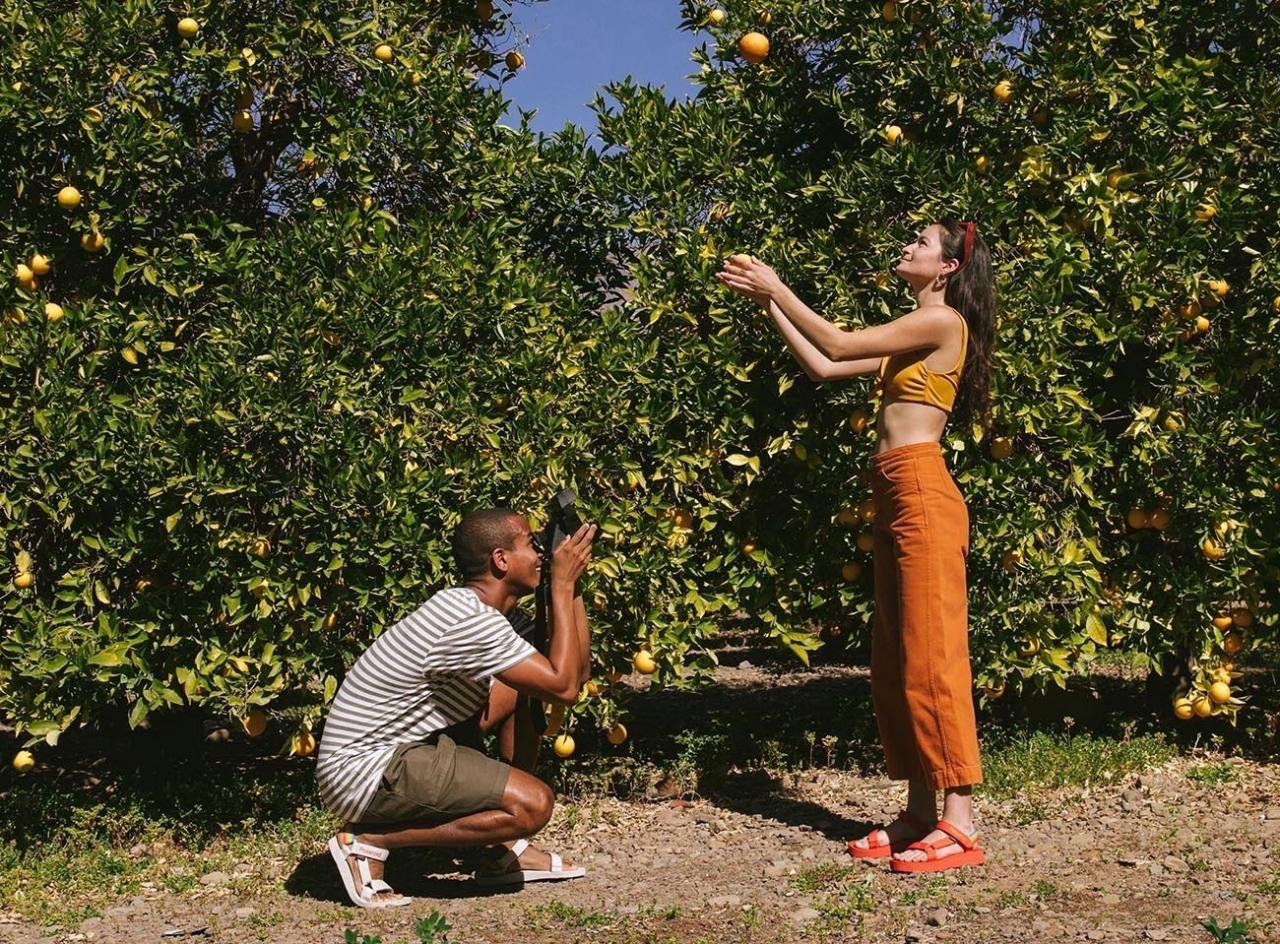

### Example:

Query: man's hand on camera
xmin=551 ymin=523 xmax=596 ymax=590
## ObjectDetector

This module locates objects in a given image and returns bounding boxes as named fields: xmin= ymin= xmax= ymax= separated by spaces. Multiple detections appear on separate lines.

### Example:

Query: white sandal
xmin=328 ymin=832 xmax=413 ymax=908
xmin=474 ymin=838 xmax=587 ymax=886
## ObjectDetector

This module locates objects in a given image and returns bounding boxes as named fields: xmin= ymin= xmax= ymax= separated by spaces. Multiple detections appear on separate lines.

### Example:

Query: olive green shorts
xmin=357 ymin=720 xmax=511 ymax=826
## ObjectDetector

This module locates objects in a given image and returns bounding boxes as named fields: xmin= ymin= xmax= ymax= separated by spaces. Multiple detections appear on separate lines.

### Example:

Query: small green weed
xmin=1203 ymin=916 xmax=1254 ymax=943
xmin=415 ymin=911 xmax=453 ymax=944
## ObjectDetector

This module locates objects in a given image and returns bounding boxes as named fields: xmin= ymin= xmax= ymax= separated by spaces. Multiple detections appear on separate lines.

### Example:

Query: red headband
xmin=955 ymin=220 xmax=977 ymax=272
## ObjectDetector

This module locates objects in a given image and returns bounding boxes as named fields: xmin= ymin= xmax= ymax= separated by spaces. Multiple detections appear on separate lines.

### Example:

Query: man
xmin=316 ymin=508 xmax=596 ymax=908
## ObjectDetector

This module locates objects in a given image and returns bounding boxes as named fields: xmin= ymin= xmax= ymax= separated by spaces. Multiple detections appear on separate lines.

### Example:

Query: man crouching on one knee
xmin=316 ymin=507 xmax=596 ymax=908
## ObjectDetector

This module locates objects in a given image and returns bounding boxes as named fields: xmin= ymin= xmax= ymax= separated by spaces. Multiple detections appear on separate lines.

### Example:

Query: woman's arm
xmin=718 ymin=256 xmax=946 ymax=362
xmin=764 ymin=300 xmax=883 ymax=380
xmin=771 ymin=283 xmax=943 ymax=362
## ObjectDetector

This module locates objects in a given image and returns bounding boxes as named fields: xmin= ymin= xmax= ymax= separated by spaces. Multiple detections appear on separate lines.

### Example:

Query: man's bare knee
xmin=505 ymin=772 xmax=554 ymax=835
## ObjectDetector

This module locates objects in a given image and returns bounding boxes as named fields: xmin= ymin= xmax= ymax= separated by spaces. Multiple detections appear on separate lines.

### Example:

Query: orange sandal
xmin=848 ymin=808 xmax=934 ymax=860
xmin=889 ymin=818 xmax=985 ymax=873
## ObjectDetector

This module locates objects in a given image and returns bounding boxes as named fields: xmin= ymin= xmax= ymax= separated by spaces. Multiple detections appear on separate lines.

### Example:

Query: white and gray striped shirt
xmin=316 ymin=587 xmax=536 ymax=823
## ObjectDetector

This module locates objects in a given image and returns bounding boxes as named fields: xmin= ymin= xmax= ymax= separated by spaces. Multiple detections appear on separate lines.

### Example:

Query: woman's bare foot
xmin=849 ymin=808 xmax=935 ymax=852
xmin=891 ymin=820 xmax=977 ymax=863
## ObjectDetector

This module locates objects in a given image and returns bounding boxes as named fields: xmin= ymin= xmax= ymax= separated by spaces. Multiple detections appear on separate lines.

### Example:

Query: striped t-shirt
xmin=316 ymin=587 xmax=537 ymax=823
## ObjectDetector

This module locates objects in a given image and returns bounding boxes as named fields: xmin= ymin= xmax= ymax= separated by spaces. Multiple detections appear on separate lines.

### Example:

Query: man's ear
xmin=490 ymin=546 xmax=510 ymax=577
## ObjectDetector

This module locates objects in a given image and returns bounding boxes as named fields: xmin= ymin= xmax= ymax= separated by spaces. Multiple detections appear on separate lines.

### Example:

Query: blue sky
xmin=496 ymin=0 xmax=703 ymax=137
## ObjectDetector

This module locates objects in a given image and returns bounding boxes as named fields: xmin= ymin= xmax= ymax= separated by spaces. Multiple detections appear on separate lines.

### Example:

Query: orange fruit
xmin=633 ymin=650 xmax=656 ymax=675
xmin=989 ymin=436 xmax=1013 ymax=460
xmin=12 ymin=751 xmax=35 ymax=773
xmin=13 ymin=571 xmax=33 ymax=589
xmin=848 ymin=409 xmax=870 ymax=432
xmin=1192 ymin=696 xmax=1212 ymax=718
xmin=505 ymin=50 xmax=524 ymax=70
xmin=1194 ymin=203 xmax=1217 ymax=222
xmin=606 ymin=723 xmax=628 ymax=745
xmin=1126 ymin=508 xmax=1149 ymax=530
xmin=882 ymin=1 xmax=897 ymax=21
xmin=44 ymin=303 xmax=64 ymax=322
xmin=476 ymin=0 xmax=494 ymax=20
xmin=1208 ymin=682 xmax=1231 ymax=704
xmin=857 ymin=499 xmax=876 ymax=523
xmin=840 ymin=561 xmax=862 ymax=582
xmin=241 ymin=708 xmax=268 ymax=737
xmin=1148 ymin=508 xmax=1170 ymax=531
xmin=1231 ymin=608 xmax=1252 ymax=627
xmin=14 ymin=263 xmax=33 ymax=283
xmin=552 ymin=734 xmax=575 ymax=758
xmin=738 ymin=31 xmax=770 ymax=63
xmin=856 ymin=530 xmax=874 ymax=553
xmin=1200 ymin=536 xmax=1226 ymax=560
xmin=1106 ymin=170 xmax=1123 ymax=189
xmin=975 ymin=155 xmax=991 ymax=174
xmin=1172 ymin=698 xmax=1194 ymax=720
xmin=290 ymin=730 xmax=316 ymax=757
xmin=1001 ymin=550 xmax=1022 ymax=572
xmin=176 ymin=16 xmax=199 ymax=38
xmin=232 ymin=109 xmax=253 ymax=132
xmin=1178 ymin=299 xmax=1202 ymax=320
xmin=993 ymin=79 xmax=1014 ymax=103
xmin=1207 ymin=278 xmax=1228 ymax=298
xmin=1018 ymin=637 xmax=1040 ymax=657
xmin=57 ymin=185 xmax=81 ymax=208
xmin=741 ymin=541 xmax=757 ymax=556
xmin=1194 ymin=315 xmax=1210 ymax=334
xmin=28 ymin=253 xmax=51 ymax=276
xmin=884 ymin=124 xmax=903 ymax=146
xmin=373 ymin=42 xmax=393 ymax=62
xmin=708 ymin=8 xmax=726 ymax=24
xmin=1212 ymin=615 xmax=1234 ymax=631
xmin=81 ymin=231 xmax=106 ymax=253
xmin=836 ymin=507 xmax=859 ymax=527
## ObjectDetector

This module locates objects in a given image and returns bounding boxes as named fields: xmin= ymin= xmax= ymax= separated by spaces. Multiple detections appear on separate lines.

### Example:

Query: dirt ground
xmin=3 ymin=660 xmax=1278 ymax=944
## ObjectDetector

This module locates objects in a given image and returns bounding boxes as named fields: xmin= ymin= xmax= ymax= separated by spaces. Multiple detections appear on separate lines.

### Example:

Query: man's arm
xmin=573 ymin=584 xmax=590 ymax=682
xmin=495 ymin=524 xmax=595 ymax=705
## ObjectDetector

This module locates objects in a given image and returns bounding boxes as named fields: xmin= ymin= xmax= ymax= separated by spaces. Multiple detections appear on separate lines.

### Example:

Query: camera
xmin=531 ymin=489 xmax=586 ymax=560
xmin=530 ymin=489 xmax=589 ymax=655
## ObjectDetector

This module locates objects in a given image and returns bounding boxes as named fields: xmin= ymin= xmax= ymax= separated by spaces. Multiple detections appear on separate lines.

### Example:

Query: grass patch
xmin=1257 ymin=870 xmax=1280 ymax=897
xmin=978 ymin=731 xmax=1175 ymax=800
xmin=528 ymin=900 xmax=619 ymax=930
xmin=789 ymin=862 xmax=857 ymax=893
xmin=1186 ymin=761 xmax=1238 ymax=785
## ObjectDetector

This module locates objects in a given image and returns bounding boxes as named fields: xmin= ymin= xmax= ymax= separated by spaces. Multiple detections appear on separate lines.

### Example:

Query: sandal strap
xmin=348 ymin=840 xmax=390 ymax=862
xmin=549 ymin=852 xmax=562 ymax=872
xmin=511 ymin=838 xmax=530 ymax=858
xmin=900 ymin=839 xmax=940 ymax=860
xmin=366 ymin=878 xmax=395 ymax=895
xmin=935 ymin=820 xmax=978 ymax=850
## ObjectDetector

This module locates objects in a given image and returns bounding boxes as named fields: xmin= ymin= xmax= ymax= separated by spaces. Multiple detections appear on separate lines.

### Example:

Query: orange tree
xmin=2 ymin=0 xmax=1278 ymax=757
xmin=581 ymin=0 xmax=1277 ymax=729
xmin=0 ymin=0 xmax=638 ymax=748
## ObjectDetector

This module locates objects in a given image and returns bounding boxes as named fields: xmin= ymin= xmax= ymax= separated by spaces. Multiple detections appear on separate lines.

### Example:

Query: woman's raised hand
xmin=716 ymin=253 xmax=785 ymax=307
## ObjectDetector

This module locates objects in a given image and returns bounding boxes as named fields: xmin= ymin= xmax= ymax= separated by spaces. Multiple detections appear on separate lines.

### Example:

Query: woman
xmin=716 ymin=219 xmax=996 ymax=874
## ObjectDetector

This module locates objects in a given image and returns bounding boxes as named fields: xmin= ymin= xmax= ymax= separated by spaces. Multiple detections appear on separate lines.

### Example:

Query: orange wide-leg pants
xmin=869 ymin=441 xmax=983 ymax=789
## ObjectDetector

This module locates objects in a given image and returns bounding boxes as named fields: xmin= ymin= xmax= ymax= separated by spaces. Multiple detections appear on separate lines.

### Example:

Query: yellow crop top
xmin=875 ymin=307 xmax=969 ymax=413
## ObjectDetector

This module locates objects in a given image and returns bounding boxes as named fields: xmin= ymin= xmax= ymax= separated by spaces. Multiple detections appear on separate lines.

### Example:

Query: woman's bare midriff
xmin=874 ymin=399 xmax=951 ymax=453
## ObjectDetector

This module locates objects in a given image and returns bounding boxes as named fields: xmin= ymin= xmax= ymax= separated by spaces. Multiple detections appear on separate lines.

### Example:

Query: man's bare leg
xmin=477 ymin=680 xmax=576 ymax=875
xmin=337 ymin=765 xmax=554 ymax=902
